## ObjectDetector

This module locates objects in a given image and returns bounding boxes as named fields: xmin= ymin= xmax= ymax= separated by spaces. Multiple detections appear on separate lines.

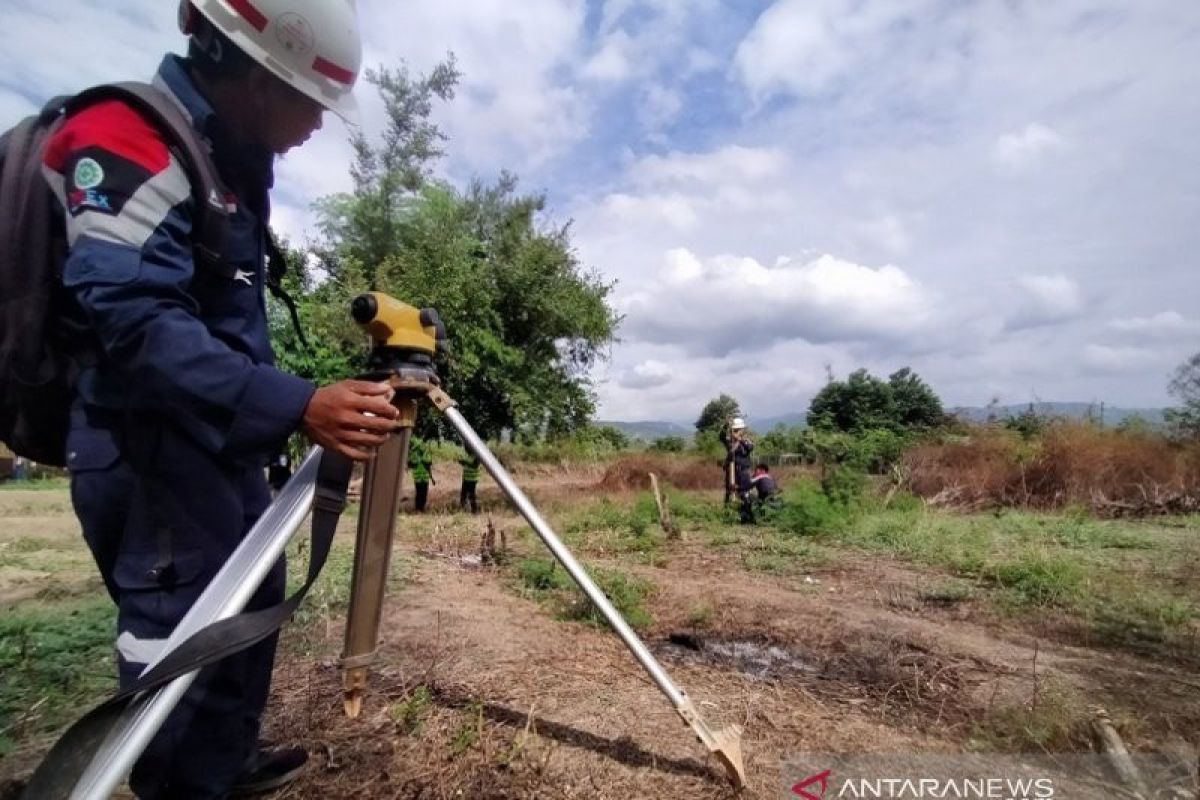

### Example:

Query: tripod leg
xmin=341 ymin=399 xmax=416 ymax=717
xmin=430 ymin=391 xmax=746 ymax=788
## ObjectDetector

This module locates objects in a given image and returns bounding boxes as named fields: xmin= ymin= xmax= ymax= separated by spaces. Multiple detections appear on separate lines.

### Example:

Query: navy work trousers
xmin=69 ymin=420 xmax=284 ymax=799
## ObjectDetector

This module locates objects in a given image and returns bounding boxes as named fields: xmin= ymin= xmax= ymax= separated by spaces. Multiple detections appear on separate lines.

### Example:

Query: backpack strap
xmin=264 ymin=231 xmax=310 ymax=349
xmin=63 ymin=82 xmax=233 ymax=279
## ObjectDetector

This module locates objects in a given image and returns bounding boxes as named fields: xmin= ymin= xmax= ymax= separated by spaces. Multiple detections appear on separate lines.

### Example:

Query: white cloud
xmin=582 ymin=30 xmax=634 ymax=82
xmin=1082 ymin=344 xmax=1158 ymax=374
xmin=854 ymin=214 xmax=912 ymax=256
xmin=621 ymin=248 xmax=933 ymax=356
xmin=618 ymin=360 xmax=674 ymax=390
xmin=993 ymin=123 xmax=1065 ymax=169
xmin=1007 ymin=274 xmax=1086 ymax=331
xmin=1108 ymin=311 xmax=1200 ymax=340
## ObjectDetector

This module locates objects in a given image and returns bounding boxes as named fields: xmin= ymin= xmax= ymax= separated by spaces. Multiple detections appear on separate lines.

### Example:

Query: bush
xmin=649 ymin=435 xmax=685 ymax=453
xmin=821 ymin=464 xmax=866 ymax=508
xmin=904 ymin=422 xmax=1200 ymax=515
xmin=515 ymin=557 xmax=654 ymax=629
xmin=598 ymin=454 xmax=717 ymax=491
xmin=770 ymin=479 xmax=852 ymax=536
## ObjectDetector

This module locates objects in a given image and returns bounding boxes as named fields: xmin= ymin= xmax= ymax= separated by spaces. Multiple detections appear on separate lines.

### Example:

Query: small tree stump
xmin=649 ymin=473 xmax=680 ymax=539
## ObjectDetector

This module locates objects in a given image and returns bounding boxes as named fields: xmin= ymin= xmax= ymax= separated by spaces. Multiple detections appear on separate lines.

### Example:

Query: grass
xmin=969 ymin=682 xmax=1089 ymax=752
xmin=389 ymin=685 xmax=433 ymax=735
xmin=557 ymin=482 xmax=1197 ymax=648
xmin=0 ymin=478 xmax=70 ymax=492
xmin=0 ymin=598 xmax=117 ymax=755
xmin=512 ymin=556 xmax=654 ymax=630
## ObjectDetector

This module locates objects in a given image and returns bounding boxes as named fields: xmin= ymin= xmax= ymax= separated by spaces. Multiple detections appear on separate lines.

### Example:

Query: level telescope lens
xmin=350 ymin=293 xmax=378 ymax=324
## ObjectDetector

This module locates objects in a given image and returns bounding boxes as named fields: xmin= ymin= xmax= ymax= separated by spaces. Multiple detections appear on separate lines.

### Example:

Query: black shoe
xmin=231 ymin=745 xmax=308 ymax=796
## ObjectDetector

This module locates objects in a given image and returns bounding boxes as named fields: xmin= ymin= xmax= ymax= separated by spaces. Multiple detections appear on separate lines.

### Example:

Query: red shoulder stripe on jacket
xmin=43 ymin=100 xmax=171 ymax=175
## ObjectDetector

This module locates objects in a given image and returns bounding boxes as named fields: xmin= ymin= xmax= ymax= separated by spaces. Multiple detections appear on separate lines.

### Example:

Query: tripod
xmin=342 ymin=370 xmax=745 ymax=788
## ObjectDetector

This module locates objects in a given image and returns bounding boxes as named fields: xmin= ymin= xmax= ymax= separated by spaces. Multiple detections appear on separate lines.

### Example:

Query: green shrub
xmin=563 ymin=569 xmax=654 ymax=630
xmin=516 ymin=557 xmax=571 ymax=592
xmin=771 ymin=480 xmax=851 ymax=536
xmin=988 ymin=554 xmax=1084 ymax=606
xmin=821 ymin=464 xmax=866 ymax=508
xmin=649 ymin=435 xmax=685 ymax=453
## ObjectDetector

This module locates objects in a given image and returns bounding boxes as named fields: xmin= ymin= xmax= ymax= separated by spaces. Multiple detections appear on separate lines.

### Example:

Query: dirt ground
xmin=2 ymin=475 xmax=1198 ymax=799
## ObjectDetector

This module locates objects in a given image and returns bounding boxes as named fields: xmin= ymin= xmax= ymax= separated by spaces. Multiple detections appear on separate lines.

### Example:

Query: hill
xmin=595 ymin=419 xmax=691 ymax=441
xmin=949 ymin=402 xmax=1166 ymax=427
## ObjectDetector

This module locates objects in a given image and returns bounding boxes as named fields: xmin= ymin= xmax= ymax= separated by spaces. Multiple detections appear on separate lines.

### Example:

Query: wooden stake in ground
xmin=481 ymin=516 xmax=506 ymax=565
xmin=648 ymin=473 xmax=679 ymax=539
xmin=1091 ymin=705 xmax=1149 ymax=799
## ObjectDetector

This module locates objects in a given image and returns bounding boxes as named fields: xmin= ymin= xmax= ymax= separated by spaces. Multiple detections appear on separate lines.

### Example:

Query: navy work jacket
xmin=44 ymin=55 xmax=314 ymax=468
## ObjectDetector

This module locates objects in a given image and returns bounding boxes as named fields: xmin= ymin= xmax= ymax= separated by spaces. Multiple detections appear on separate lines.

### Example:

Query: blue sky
xmin=3 ymin=0 xmax=1199 ymax=423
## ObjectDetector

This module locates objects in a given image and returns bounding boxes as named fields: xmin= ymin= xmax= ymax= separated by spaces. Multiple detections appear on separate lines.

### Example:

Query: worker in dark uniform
xmin=719 ymin=417 xmax=754 ymax=519
xmin=749 ymin=463 xmax=781 ymax=522
xmin=48 ymin=2 xmax=397 ymax=796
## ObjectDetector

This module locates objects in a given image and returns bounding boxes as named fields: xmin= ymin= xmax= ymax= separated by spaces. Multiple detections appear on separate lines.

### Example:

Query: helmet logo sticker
xmin=73 ymin=157 xmax=105 ymax=190
xmin=275 ymin=12 xmax=315 ymax=55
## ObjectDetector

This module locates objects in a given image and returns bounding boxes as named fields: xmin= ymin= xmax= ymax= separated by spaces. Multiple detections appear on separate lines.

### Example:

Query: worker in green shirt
xmin=459 ymin=453 xmax=481 ymax=513
xmin=408 ymin=437 xmax=434 ymax=512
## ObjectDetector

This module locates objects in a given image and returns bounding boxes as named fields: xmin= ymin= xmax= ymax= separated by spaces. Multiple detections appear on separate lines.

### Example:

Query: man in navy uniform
xmin=45 ymin=1 xmax=399 ymax=796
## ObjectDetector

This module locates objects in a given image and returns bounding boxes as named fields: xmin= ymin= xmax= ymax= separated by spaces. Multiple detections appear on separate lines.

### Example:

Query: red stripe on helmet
xmin=226 ymin=0 xmax=268 ymax=32
xmin=313 ymin=56 xmax=355 ymax=85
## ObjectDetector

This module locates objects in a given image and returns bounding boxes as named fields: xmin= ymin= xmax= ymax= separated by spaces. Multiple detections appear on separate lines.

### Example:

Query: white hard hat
xmin=180 ymin=0 xmax=362 ymax=123
xmin=731 ymin=417 xmax=746 ymax=430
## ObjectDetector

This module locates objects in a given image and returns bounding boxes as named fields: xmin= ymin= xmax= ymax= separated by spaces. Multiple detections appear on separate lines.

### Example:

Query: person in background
xmin=459 ymin=452 xmax=481 ymax=513
xmin=409 ymin=437 xmax=434 ymax=512
xmin=719 ymin=417 xmax=754 ymax=512
xmin=750 ymin=462 xmax=781 ymax=521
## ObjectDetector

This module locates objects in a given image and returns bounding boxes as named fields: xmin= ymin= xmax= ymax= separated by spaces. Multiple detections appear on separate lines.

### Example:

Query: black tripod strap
xmin=20 ymin=450 xmax=354 ymax=800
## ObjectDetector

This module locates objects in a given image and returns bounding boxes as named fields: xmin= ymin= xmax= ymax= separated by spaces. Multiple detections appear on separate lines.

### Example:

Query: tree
xmin=695 ymin=394 xmax=742 ymax=435
xmin=1166 ymin=353 xmax=1200 ymax=439
xmin=807 ymin=367 xmax=944 ymax=433
xmin=271 ymin=60 xmax=619 ymax=442
xmin=888 ymin=367 xmax=944 ymax=429
xmin=808 ymin=369 xmax=895 ymax=432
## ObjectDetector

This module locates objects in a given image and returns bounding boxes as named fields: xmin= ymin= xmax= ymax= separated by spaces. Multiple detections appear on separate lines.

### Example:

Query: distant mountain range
xmin=948 ymin=402 xmax=1166 ymax=427
xmin=595 ymin=420 xmax=692 ymax=441
xmin=598 ymin=403 xmax=1168 ymax=440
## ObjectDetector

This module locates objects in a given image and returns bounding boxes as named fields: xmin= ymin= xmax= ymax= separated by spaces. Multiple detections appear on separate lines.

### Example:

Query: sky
xmin=3 ymin=0 xmax=1199 ymax=424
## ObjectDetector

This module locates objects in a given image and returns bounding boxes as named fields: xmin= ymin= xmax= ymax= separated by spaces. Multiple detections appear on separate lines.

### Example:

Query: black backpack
xmin=0 ymin=82 xmax=302 ymax=467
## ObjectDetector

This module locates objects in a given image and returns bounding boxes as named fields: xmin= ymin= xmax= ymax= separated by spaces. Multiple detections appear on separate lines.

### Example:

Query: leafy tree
xmin=888 ymin=367 xmax=944 ymax=429
xmin=808 ymin=369 xmax=895 ymax=432
xmin=807 ymin=367 xmax=944 ymax=434
xmin=591 ymin=425 xmax=630 ymax=451
xmin=1166 ymin=353 xmax=1200 ymax=439
xmin=694 ymin=394 xmax=742 ymax=435
xmin=271 ymin=59 xmax=619 ymax=443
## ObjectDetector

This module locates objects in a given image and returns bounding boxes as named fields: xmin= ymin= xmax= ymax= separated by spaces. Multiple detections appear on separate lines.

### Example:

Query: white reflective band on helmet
xmin=180 ymin=0 xmax=363 ymax=123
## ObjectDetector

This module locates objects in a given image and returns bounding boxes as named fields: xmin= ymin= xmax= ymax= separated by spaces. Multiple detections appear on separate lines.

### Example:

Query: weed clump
xmin=770 ymin=478 xmax=855 ymax=537
xmin=514 ymin=556 xmax=654 ymax=629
